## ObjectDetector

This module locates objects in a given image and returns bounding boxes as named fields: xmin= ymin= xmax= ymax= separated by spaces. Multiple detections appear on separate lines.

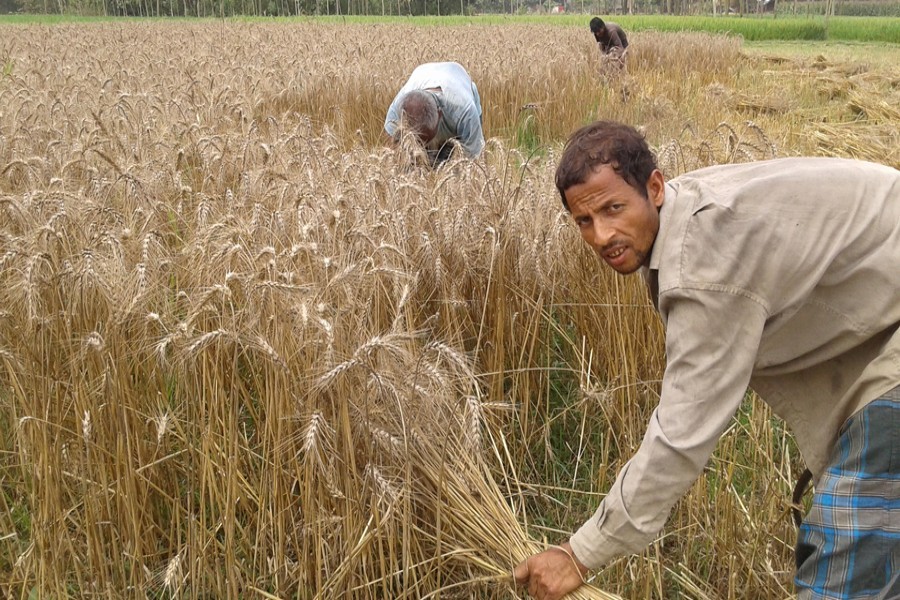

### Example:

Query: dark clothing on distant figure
xmin=594 ymin=22 xmax=628 ymax=54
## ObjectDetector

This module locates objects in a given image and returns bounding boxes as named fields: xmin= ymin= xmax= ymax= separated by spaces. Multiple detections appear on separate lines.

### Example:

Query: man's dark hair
xmin=555 ymin=120 xmax=658 ymax=211
xmin=589 ymin=17 xmax=605 ymax=32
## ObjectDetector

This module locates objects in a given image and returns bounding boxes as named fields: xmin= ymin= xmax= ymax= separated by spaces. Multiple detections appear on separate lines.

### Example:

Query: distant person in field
xmin=513 ymin=120 xmax=900 ymax=600
xmin=589 ymin=17 xmax=628 ymax=65
xmin=384 ymin=61 xmax=484 ymax=167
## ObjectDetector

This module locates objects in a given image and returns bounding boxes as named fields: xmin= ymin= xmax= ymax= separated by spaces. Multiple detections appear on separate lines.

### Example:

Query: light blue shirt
xmin=385 ymin=62 xmax=485 ymax=159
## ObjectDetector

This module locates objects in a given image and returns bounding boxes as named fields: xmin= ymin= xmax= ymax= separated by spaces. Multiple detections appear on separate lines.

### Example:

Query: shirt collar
xmin=648 ymin=182 xmax=678 ymax=272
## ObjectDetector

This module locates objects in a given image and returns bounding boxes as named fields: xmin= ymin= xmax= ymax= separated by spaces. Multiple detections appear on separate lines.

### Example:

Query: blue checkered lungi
xmin=795 ymin=386 xmax=900 ymax=599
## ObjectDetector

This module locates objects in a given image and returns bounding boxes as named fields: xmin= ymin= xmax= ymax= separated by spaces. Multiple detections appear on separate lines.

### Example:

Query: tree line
xmin=0 ymin=0 xmax=707 ymax=18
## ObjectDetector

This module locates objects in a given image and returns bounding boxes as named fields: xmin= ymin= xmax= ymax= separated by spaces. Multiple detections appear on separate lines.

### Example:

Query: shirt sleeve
xmin=384 ymin=93 xmax=403 ymax=137
xmin=569 ymin=286 xmax=768 ymax=569
xmin=454 ymin=103 xmax=485 ymax=158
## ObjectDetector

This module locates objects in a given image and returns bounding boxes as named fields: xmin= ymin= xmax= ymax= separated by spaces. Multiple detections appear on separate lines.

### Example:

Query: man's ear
xmin=646 ymin=169 xmax=665 ymax=209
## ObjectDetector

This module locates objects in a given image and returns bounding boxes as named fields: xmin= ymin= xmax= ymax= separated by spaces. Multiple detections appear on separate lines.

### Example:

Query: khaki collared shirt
xmin=570 ymin=157 xmax=900 ymax=570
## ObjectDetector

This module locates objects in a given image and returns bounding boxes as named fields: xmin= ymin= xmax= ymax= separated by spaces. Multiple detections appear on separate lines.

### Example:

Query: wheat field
xmin=0 ymin=20 xmax=898 ymax=599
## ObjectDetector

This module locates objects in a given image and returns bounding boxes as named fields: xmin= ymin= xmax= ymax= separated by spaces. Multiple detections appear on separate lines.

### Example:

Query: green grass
xmin=513 ymin=111 xmax=543 ymax=157
xmin=743 ymin=38 xmax=900 ymax=69
xmin=824 ymin=15 xmax=900 ymax=42
xmin=620 ymin=14 xmax=900 ymax=42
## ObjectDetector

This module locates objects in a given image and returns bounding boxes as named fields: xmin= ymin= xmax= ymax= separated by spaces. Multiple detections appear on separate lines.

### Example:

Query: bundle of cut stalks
xmin=325 ymin=436 xmax=625 ymax=599
xmin=304 ymin=331 xmax=622 ymax=599
xmin=806 ymin=122 xmax=900 ymax=168
xmin=381 ymin=421 xmax=623 ymax=600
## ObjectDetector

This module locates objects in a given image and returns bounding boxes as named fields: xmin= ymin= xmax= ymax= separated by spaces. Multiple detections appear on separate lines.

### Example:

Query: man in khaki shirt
xmin=514 ymin=121 xmax=900 ymax=600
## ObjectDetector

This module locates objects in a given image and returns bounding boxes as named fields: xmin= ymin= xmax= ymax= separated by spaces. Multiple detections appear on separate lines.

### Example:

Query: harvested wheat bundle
xmin=729 ymin=92 xmax=792 ymax=116
xmin=846 ymin=90 xmax=900 ymax=122
xmin=304 ymin=327 xmax=621 ymax=598
xmin=805 ymin=122 xmax=900 ymax=168
xmin=392 ymin=421 xmax=624 ymax=600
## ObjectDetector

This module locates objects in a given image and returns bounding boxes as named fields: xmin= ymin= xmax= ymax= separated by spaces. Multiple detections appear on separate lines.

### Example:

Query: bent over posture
xmin=589 ymin=17 xmax=628 ymax=60
xmin=514 ymin=120 xmax=900 ymax=600
xmin=384 ymin=61 xmax=484 ymax=166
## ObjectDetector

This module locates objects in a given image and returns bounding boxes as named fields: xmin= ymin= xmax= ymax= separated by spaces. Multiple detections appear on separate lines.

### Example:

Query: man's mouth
xmin=602 ymin=245 xmax=629 ymax=268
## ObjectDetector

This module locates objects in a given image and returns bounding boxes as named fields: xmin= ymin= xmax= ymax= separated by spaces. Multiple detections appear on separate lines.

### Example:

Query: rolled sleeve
xmin=570 ymin=286 xmax=768 ymax=569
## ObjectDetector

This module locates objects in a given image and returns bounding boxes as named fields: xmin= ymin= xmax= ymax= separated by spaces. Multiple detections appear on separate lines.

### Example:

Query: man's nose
xmin=589 ymin=220 xmax=615 ymax=250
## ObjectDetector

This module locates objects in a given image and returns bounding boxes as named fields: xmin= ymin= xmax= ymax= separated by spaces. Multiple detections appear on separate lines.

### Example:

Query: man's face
xmin=564 ymin=165 xmax=665 ymax=274
xmin=592 ymin=27 xmax=605 ymax=41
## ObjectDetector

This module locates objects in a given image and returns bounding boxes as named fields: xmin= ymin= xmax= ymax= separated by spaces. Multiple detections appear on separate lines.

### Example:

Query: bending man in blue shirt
xmin=384 ymin=62 xmax=484 ymax=166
